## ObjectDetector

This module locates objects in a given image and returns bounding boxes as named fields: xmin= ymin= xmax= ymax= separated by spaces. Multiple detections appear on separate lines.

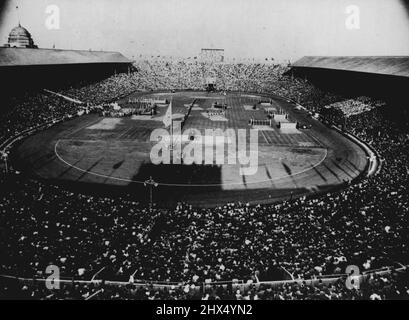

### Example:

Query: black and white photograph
xmin=0 ymin=0 xmax=409 ymax=306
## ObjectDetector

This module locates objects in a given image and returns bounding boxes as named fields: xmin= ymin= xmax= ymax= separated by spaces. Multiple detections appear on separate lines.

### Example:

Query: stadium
xmin=1 ymin=0 xmax=409 ymax=301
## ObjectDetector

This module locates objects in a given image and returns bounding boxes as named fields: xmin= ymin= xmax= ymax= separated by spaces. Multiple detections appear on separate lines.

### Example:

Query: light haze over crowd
xmin=1 ymin=0 xmax=409 ymax=62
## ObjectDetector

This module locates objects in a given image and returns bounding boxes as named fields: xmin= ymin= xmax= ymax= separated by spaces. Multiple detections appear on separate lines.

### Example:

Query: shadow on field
xmin=43 ymin=162 xmax=223 ymax=206
xmin=130 ymin=162 xmax=223 ymax=204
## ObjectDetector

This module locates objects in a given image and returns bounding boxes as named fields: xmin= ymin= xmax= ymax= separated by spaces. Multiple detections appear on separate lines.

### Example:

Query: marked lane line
xmin=54 ymin=139 xmax=328 ymax=187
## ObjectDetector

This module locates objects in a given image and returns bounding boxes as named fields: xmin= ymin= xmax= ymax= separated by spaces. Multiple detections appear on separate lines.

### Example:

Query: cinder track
xmin=11 ymin=91 xmax=368 ymax=207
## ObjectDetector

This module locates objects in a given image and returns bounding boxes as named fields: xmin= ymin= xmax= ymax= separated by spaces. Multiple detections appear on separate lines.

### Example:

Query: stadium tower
xmin=3 ymin=23 xmax=38 ymax=49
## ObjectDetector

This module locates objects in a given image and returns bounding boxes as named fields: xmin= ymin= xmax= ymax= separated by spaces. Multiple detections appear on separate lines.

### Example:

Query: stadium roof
xmin=0 ymin=47 xmax=132 ymax=67
xmin=292 ymin=56 xmax=409 ymax=78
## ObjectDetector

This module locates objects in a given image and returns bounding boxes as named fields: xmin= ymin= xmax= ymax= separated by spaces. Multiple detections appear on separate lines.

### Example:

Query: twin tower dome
xmin=4 ymin=23 xmax=38 ymax=48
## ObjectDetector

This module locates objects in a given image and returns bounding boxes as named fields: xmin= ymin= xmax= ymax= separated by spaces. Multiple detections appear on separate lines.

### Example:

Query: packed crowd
xmin=60 ymin=60 xmax=298 ymax=101
xmin=0 ymin=60 xmax=408 ymax=300
xmin=324 ymin=96 xmax=386 ymax=118
xmin=0 ymin=93 xmax=78 ymax=145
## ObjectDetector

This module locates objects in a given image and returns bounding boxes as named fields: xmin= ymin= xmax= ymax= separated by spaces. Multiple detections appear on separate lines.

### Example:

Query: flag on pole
xmin=163 ymin=100 xmax=172 ymax=128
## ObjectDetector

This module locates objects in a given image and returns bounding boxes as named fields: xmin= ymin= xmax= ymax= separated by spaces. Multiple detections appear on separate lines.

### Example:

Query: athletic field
xmin=12 ymin=91 xmax=368 ymax=207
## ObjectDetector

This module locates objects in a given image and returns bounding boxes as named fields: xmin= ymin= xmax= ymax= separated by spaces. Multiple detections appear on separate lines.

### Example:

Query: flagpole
xmin=170 ymin=96 xmax=174 ymax=164
xmin=171 ymin=103 xmax=173 ymax=150
xmin=16 ymin=4 xmax=21 ymax=26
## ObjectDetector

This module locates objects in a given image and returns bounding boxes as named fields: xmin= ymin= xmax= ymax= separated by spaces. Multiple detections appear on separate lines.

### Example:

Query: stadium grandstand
xmin=0 ymin=54 xmax=408 ymax=300
xmin=1 ymin=1 xmax=409 ymax=302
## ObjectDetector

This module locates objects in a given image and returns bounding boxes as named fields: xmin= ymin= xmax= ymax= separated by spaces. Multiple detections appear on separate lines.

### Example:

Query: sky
xmin=0 ymin=0 xmax=409 ymax=62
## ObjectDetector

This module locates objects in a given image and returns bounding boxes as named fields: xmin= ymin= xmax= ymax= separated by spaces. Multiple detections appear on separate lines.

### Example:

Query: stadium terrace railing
xmin=330 ymin=125 xmax=381 ymax=178
xmin=0 ymin=115 xmax=69 ymax=152
xmin=0 ymin=265 xmax=407 ymax=298
xmin=43 ymin=89 xmax=84 ymax=105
